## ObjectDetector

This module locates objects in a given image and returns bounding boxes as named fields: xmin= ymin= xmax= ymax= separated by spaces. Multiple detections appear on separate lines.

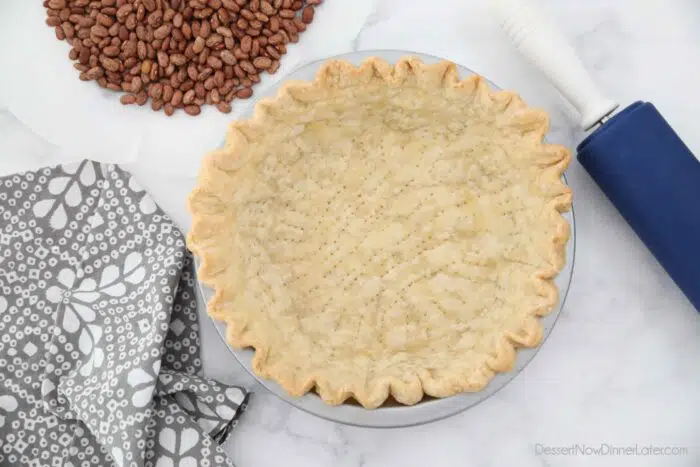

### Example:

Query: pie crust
xmin=187 ymin=57 xmax=572 ymax=409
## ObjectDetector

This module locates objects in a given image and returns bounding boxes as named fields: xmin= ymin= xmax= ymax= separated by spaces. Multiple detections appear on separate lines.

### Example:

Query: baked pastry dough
xmin=188 ymin=57 xmax=572 ymax=409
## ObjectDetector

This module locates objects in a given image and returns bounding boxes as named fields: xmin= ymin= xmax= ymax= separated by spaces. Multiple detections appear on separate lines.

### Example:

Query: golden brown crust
xmin=187 ymin=56 xmax=572 ymax=409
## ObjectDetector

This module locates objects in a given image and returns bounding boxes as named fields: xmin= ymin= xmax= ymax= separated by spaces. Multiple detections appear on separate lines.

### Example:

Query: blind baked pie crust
xmin=187 ymin=57 xmax=572 ymax=409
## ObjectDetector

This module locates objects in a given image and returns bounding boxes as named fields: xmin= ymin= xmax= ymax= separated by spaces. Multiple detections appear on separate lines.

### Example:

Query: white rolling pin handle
xmin=491 ymin=0 xmax=619 ymax=130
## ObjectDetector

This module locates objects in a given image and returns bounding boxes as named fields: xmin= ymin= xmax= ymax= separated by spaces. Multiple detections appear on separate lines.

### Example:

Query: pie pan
xmin=195 ymin=49 xmax=576 ymax=428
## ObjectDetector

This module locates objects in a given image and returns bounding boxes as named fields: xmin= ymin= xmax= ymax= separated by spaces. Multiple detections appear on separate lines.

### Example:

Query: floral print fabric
xmin=0 ymin=161 xmax=248 ymax=466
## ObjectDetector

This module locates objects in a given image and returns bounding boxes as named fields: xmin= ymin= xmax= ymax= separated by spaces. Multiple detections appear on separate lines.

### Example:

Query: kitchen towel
xmin=0 ymin=161 xmax=249 ymax=466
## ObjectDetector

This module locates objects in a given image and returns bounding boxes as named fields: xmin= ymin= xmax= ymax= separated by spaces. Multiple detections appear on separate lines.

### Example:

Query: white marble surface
xmin=1 ymin=0 xmax=700 ymax=466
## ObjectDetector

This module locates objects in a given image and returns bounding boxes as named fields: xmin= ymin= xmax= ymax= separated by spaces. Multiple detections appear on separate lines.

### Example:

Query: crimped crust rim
xmin=187 ymin=56 xmax=572 ymax=408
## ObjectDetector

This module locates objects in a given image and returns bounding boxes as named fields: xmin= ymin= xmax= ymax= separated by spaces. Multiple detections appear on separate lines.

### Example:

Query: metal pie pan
xmin=196 ymin=50 xmax=576 ymax=428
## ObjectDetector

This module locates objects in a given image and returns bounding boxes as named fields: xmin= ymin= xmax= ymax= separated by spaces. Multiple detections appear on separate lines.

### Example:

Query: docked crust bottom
xmin=188 ymin=56 xmax=572 ymax=409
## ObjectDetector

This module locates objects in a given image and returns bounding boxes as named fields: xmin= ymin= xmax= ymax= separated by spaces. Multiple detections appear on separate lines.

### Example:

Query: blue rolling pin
xmin=492 ymin=0 xmax=700 ymax=311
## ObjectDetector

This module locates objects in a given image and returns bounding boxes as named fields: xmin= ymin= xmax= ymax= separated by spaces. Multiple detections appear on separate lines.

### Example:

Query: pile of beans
xmin=45 ymin=0 xmax=322 ymax=116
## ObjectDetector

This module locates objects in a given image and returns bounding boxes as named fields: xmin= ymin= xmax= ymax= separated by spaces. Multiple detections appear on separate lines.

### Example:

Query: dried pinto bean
xmin=44 ymin=0 xmax=321 ymax=115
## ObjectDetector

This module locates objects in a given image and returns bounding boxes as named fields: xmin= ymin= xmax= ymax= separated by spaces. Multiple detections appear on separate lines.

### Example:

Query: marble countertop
xmin=1 ymin=0 xmax=700 ymax=466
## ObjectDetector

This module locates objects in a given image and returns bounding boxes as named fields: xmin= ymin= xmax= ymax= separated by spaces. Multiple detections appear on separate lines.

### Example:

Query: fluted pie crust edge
xmin=187 ymin=57 xmax=572 ymax=408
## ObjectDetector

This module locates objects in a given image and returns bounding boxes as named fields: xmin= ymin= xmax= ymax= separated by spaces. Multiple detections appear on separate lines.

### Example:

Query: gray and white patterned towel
xmin=0 ymin=161 xmax=249 ymax=466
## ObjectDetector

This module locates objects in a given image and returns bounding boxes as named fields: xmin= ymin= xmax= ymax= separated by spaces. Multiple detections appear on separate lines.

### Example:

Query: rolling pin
xmin=491 ymin=0 xmax=700 ymax=311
